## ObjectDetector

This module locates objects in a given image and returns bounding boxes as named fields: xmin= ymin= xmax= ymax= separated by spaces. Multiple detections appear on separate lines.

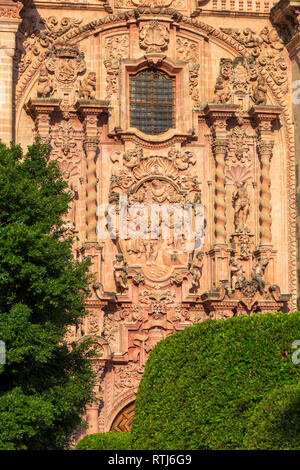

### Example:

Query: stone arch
xmin=106 ymin=389 xmax=138 ymax=432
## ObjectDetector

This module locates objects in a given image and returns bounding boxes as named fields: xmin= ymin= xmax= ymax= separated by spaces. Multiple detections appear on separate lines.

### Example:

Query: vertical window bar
xmin=130 ymin=69 xmax=175 ymax=135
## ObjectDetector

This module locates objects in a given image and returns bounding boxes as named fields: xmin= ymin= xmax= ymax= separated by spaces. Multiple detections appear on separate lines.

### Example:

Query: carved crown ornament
xmin=139 ymin=21 xmax=170 ymax=53
xmin=213 ymin=56 xmax=269 ymax=110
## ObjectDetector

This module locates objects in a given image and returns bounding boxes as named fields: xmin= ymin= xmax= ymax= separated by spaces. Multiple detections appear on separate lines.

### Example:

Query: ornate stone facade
xmin=2 ymin=0 xmax=298 ymax=438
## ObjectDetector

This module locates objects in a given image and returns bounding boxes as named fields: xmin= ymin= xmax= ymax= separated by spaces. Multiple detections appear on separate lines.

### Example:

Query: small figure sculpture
xmin=113 ymin=253 xmax=128 ymax=292
xmin=37 ymin=65 xmax=53 ymax=98
xmin=79 ymin=72 xmax=96 ymax=100
xmin=230 ymin=256 xmax=246 ymax=292
xmin=214 ymin=76 xmax=231 ymax=104
xmin=251 ymin=258 xmax=269 ymax=295
xmin=232 ymin=181 xmax=250 ymax=230
xmin=189 ymin=251 xmax=204 ymax=289
xmin=252 ymin=77 xmax=267 ymax=105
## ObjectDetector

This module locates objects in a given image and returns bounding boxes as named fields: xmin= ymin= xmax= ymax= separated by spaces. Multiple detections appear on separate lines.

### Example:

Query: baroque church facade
xmin=1 ymin=0 xmax=300 ymax=436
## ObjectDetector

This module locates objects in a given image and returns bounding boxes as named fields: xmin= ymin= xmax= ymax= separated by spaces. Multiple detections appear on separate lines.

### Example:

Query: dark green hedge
xmin=76 ymin=432 xmax=131 ymax=450
xmin=244 ymin=384 xmax=300 ymax=449
xmin=131 ymin=312 xmax=300 ymax=450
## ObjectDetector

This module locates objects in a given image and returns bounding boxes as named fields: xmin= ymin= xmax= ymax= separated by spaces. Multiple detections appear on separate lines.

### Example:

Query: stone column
xmin=0 ymin=1 xmax=22 ymax=144
xmin=271 ymin=1 xmax=300 ymax=306
xmin=204 ymin=104 xmax=238 ymax=288
xmin=25 ymin=99 xmax=61 ymax=144
xmin=249 ymin=105 xmax=281 ymax=285
xmin=84 ymin=135 xmax=99 ymax=242
xmin=257 ymin=139 xmax=274 ymax=245
xmin=249 ymin=106 xmax=281 ymax=246
xmin=76 ymin=101 xmax=109 ymax=243
xmin=212 ymin=138 xmax=229 ymax=244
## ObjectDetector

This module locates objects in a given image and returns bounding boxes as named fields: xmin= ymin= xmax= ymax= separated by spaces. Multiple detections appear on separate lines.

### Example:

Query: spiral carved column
xmin=249 ymin=105 xmax=281 ymax=248
xmin=84 ymin=136 xmax=99 ymax=241
xmin=249 ymin=105 xmax=281 ymax=287
xmin=76 ymin=100 xmax=109 ymax=243
xmin=258 ymin=140 xmax=274 ymax=245
xmin=204 ymin=103 xmax=238 ymax=288
xmin=212 ymin=139 xmax=229 ymax=244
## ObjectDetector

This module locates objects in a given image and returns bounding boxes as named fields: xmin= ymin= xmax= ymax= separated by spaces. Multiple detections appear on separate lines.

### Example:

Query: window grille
xmin=130 ymin=69 xmax=175 ymax=135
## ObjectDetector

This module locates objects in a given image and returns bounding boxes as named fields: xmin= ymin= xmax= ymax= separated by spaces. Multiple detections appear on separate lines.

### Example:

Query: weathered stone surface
xmin=1 ymin=0 xmax=298 ymax=438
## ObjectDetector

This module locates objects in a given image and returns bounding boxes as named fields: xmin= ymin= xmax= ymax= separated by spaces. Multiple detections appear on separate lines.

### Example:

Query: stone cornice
xmin=0 ymin=0 xmax=22 ymax=23
xmin=271 ymin=0 xmax=300 ymax=57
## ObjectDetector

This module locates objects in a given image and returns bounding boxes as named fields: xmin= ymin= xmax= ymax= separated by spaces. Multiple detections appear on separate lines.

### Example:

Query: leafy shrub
xmin=131 ymin=313 xmax=300 ymax=450
xmin=0 ymin=141 xmax=94 ymax=450
xmin=244 ymin=384 xmax=300 ymax=449
xmin=76 ymin=432 xmax=131 ymax=450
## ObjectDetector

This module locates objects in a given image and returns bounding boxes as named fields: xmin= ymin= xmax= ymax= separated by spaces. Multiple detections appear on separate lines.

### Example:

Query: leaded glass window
xmin=130 ymin=69 xmax=175 ymax=135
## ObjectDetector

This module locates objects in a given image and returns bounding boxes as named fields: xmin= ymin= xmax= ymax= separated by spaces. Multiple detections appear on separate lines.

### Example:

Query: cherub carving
xmin=37 ymin=65 xmax=53 ymax=98
xmin=79 ymin=72 xmax=96 ymax=100
xmin=214 ymin=76 xmax=231 ymax=104
xmin=252 ymin=77 xmax=267 ymax=105
xmin=113 ymin=253 xmax=128 ymax=292
xmin=251 ymin=258 xmax=269 ymax=295
xmin=230 ymin=256 xmax=246 ymax=292
xmin=188 ymin=251 xmax=204 ymax=289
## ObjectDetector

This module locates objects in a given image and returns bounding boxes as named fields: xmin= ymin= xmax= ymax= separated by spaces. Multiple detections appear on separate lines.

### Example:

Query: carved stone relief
xmin=139 ymin=21 xmax=170 ymax=53
xmin=104 ymin=34 xmax=129 ymax=100
xmin=108 ymin=145 xmax=203 ymax=285
xmin=220 ymin=27 xmax=288 ymax=95
xmin=213 ymin=56 xmax=267 ymax=109
xmin=176 ymin=37 xmax=200 ymax=104
xmin=114 ymin=0 xmax=186 ymax=8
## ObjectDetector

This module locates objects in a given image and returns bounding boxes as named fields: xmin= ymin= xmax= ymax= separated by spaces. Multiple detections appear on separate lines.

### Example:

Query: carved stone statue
xmin=189 ymin=251 xmax=204 ymax=289
xmin=214 ymin=76 xmax=231 ymax=104
xmin=251 ymin=258 xmax=269 ymax=295
xmin=113 ymin=253 xmax=128 ymax=292
xmin=79 ymin=72 xmax=96 ymax=100
xmin=232 ymin=181 xmax=250 ymax=230
xmin=230 ymin=256 xmax=246 ymax=292
xmin=37 ymin=65 xmax=53 ymax=98
xmin=252 ymin=77 xmax=267 ymax=105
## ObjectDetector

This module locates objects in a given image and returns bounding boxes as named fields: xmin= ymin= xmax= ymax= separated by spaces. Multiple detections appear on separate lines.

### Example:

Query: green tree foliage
xmin=131 ymin=313 xmax=300 ymax=450
xmin=76 ymin=432 xmax=132 ymax=450
xmin=0 ymin=141 xmax=95 ymax=450
xmin=244 ymin=384 xmax=300 ymax=449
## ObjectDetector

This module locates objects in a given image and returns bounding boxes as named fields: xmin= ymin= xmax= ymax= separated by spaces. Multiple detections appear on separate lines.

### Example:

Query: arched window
xmin=130 ymin=69 xmax=175 ymax=135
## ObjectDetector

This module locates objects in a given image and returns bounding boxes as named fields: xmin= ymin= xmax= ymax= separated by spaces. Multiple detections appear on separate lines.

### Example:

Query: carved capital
xmin=257 ymin=139 xmax=274 ymax=158
xmin=212 ymin=139 xmax=229 ymax=155
xmin=249 ymin=106 xmax=281 ymax=127
xmin=25 ymin=98 xmax=61 ymax=143
xmin=204 ymin=103 xmax=239 ymax=140
xmin=84 ymin=136 xmax=99 ymax=152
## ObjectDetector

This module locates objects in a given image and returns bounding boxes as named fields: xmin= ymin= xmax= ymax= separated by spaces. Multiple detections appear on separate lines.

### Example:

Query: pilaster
xmin=0 ymin=1 xmax=22 ymax=144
